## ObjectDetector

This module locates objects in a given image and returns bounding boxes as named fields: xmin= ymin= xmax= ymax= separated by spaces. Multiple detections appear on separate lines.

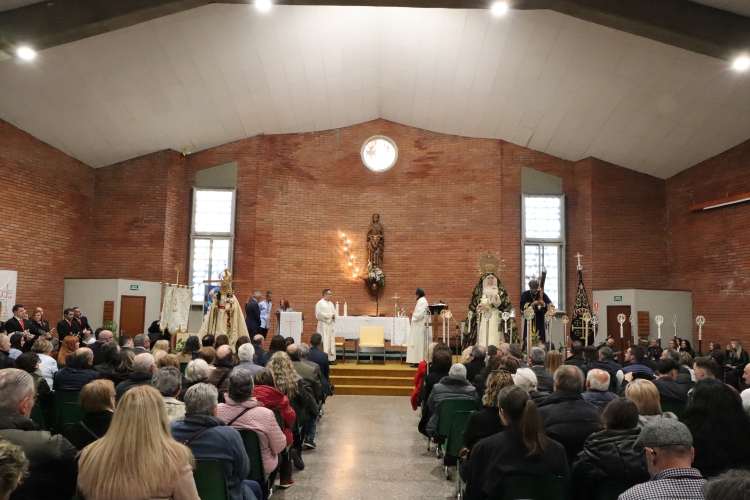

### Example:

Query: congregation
xmin=0 ymin=303 xmax=333 ymax=500
xmin=414 ymin=338 xmax=750 ymax=500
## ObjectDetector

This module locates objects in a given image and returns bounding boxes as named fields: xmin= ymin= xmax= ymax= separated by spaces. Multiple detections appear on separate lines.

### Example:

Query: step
xmin=334 ymin=385 xmax=412 ymax=396
xmin=329 ymin=375 xmax=414 ymax=387
xmin=330 ymin=367 xmax=416 ymax=378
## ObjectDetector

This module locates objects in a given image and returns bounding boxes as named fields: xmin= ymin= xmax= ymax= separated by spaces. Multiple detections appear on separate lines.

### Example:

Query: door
xmin=607 ymin=305 xmax=632 ymax=364
xmin=120 ymin=296 xmax=146 ymax=337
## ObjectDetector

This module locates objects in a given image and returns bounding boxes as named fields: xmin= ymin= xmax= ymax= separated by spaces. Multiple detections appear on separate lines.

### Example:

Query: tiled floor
xmin=274 ymin=395 xmax=457 ymax=500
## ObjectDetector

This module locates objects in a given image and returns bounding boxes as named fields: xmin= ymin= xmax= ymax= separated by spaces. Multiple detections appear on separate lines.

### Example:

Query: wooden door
xmin=607 ymin=305 xmax=632 ymax=363
xmin=119 ymin=296 xmax=146 ymax=337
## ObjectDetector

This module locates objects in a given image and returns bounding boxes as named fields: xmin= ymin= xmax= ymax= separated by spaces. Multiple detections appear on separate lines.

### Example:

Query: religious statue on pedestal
xmin=199 ymin=269 xmax=250 ymax=347
xmin=520 ymin=275 xmax=553 ymax=344
xmin=367 ymin=213 xmax=384 ymax=268
xmin=465 ymin=252 xmax=516 ymax=349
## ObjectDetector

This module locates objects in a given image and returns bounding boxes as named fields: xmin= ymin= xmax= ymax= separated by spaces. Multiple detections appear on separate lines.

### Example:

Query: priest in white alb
xmin=406 ymin=287 xmax=429 ymax=365
xmin=315 ymin=288 xmax=337 ymax=362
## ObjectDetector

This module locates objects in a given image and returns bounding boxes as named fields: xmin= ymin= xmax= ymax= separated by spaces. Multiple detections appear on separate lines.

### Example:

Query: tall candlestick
xmin=344 ymin=303 xmax=348 ymax=316
xmin=336 ymin=301 xmax=340 ymax=317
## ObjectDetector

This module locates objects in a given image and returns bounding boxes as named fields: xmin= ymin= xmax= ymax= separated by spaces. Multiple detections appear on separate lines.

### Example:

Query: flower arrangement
xmin=366 ymin=261 xmax=386 ymax=286
xmin=173 ymin=337 xmax=186 ymax=355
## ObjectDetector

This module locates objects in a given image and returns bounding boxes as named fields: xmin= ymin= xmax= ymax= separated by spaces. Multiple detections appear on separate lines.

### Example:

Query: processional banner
xmin=160 ymin=284 xmax=191 ymax=333
xmin=0 ymin=271 xmax=17 ymax=323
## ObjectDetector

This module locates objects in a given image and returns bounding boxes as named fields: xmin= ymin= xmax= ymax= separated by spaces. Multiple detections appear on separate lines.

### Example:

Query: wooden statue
xmin=367 ymin=213 xmax=384 ymax=268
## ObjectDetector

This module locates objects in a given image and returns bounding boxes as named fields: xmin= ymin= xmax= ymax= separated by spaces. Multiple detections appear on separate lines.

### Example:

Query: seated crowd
xmin=414 ymin=337 xmax=750 ymax=500
xmin=0 ymin=304 xmax=334 ymax=500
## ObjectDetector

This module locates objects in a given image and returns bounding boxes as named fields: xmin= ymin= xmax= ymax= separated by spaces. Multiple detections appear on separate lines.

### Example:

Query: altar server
xmin=406 ymin=288 xmax=429 ymax=366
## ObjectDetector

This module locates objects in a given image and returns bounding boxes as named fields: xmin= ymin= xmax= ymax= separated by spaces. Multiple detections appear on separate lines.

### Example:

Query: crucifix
xmin=284 ymin=315 xmax=300 ymax=336
xmin=575 ymin=253 xmax=583 ymax=271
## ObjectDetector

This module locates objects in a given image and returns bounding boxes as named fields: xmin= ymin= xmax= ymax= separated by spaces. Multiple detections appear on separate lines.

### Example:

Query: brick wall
xmin=667 ymin=138 xmax=750 ymax=343
xmin=0 ymin=119 xmax=94 ymax=318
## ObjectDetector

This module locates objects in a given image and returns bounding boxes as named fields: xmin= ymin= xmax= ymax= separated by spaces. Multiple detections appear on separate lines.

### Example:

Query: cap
xmin=633 ymin=417 xmax=693 ymax=452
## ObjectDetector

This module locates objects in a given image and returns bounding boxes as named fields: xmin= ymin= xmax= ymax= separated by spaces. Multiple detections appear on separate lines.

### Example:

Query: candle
xmin=344 ymin=303 xmax=348 ymax=316
xmin=336 ymin=301 xmax=340 ymax=316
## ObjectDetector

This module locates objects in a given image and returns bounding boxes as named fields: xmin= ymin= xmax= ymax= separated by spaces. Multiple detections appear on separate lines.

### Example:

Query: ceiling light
xmin=491 ymin=2 xmax=509 ymax=16
xmin=255 ymin=0 xmax=271 ymax=11
xmin=16 ymin=46 xmax=36 ymax=61
xmin=732 ymin=56 xmax=750 ymax=71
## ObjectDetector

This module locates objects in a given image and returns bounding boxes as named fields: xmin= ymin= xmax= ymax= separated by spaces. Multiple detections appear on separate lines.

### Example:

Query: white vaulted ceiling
xmin=0 ymin=4 xmax=749 ymax=177
xmin=689 ymin=0 xmax=750 ymax=17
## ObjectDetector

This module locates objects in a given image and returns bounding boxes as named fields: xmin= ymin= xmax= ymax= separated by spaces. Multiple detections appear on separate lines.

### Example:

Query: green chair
xmin=432 ymin=399 xmax=478 ymax=457
xmin=239 ymin=430 xmax=270 ymax=491
xmin=193 ymin=459 xmax=230 ymax=500
xmin=55 ymin=391 xmax=81 ymax=405
xmin=595 ymin=480 xmax=631 ymax=500
xmin=500 ymin=475 xmax=571 ymax=500
xmin=30 ymin=403 xmax=45 ymax=430
xmin=441 ymin=411 xmax=472 ymax=480
xmin=180 ymin=362 xmax=188 ymax=375
xmin=661 ymin=401 xmax=686 ymax=420
xmin=56 ymin=402 xmax=84 ymax=433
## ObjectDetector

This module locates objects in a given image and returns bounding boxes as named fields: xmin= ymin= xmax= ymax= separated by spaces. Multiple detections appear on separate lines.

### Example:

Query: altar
xmin=333 ymin=316 xmax=410 ymax=345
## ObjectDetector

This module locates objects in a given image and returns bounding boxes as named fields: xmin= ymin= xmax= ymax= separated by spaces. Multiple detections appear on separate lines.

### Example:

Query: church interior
xmin=1 ymin=0 xmax=750 ymax=498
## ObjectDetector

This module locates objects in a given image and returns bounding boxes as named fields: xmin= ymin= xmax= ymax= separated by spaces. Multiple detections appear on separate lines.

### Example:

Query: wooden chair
xmin=335 ymin=336 xmax=346 ymax=363
xmin=355 ymin=326 xmax=385 ymax=364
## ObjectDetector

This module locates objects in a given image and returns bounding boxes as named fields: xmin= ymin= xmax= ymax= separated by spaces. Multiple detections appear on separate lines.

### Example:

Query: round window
xmin=361 ymin=136 xmax=398 ymax=172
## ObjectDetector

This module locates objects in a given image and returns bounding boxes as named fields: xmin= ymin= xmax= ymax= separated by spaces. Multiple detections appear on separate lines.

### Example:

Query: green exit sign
xmin=614 ymin=296 xmax=622 ymax=301
xmin=130 ymin=285 xmax=139 ymax=290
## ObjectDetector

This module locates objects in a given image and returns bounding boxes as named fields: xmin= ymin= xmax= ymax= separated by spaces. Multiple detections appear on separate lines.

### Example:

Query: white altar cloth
xmin=333 ymin=316 xmax=410 ymax=346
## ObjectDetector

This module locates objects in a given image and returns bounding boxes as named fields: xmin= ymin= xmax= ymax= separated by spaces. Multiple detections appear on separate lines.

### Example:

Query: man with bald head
xmin=53 ymin=347 xmax=101 ymax=391
xmin=208 ymin=344 xmax=234 ymax=395
xmin=115 ymin=352 xmax=156 ymax=401
xmin=89 ymin=328 xmax=114 ymax=365
xmin=582 ymin=368 xmax=618 ymax=410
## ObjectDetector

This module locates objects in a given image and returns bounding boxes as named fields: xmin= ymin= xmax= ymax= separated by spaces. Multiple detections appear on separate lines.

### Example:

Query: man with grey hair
xmin=514 ymin=367 xmax=549 ymax=405
xmin=0 ymin=369 xmax=77 ymax=499
xmin=53 ymin=347 xmax=101 ymax=391
xmin=0 ymin=334 xmax=15 ymax=369
xmin=115 ymin=352 xmax=156 ymax=401
xmin=132 ymin=333 xmax=151 ymax=355
xmin=426 ymin=363 xmax=480 ymax=434
xmin=152 ymin=366 xmax=185 ymax=422
xmin=582 ymin=368 xmax=618 ymax=410
xmin=538 ymin=365 xmax=603 ymax=464
xmin=235 ymin=343 xmax=263 ymax=375
xmin=529 ymin=346 xmax=554 ymax=392
xmin=170 ymin=383 xmax=263 ymax=500
xmin=619 ymin=418 xmax=706 ymax=500
xmin=464 ymin=345 xmax=486 ymax=383
xmin=497 ymin=343 xmax=510 ymax=357
xmin=245 ymin=292 xmax=262 ymax=337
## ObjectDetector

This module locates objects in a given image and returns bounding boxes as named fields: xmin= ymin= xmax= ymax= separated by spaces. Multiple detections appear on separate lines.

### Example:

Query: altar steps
xmin=330 ymin=363 xmax=416 ymax=397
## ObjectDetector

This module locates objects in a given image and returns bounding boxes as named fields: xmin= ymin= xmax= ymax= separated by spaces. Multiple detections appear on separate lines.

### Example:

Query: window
xmin=189 ymin=189 xmax=236 ymax=303
xmin=522 ymin=195 xmax=565 ymax=311
xmin=361 ymin=136 xmax=398 ymax=172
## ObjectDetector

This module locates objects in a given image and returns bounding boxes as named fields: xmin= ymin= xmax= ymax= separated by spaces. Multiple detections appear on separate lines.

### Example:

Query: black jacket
xmin=245 ymin=300 xmax=261 ymax=334
xmin=464 ymin=359 xmax=485 ymax=383
xmin=464 ymin=427 xmax=569 ymax=500
xmin=641 ymin=358 xmax=658 ymax=373
xmin=308 ymin=346 xmax=330 ymax=381
xmin=0 ymin=350 xmax=15 ymax=369
xmin=530 ymin=390 xmax=550 ymax=405
xmin=115 ymin=371 xmax=153 ymax=401
xmin=564 ymin=353 xmax=585 ymax=367
xmin=89 ymin=341 xmax=104 ymax=366
xmin=61 ymin=410 xmax=113 ymax=450
xmin=538 ymin=390 xmax=604 ymax=465
xmin=3 ymin=316 xmax=28 ymax=334
xmin=653 ymin=376 xmax=689 ymax=404
xmin=53 ymin=363 xmax=101 ymax=391
xmin=531 ymin=365 xmax=554 ymax=393
xmin=56 ymin=319 xmax=79 ymax=339
xmin=463 ymin=406 xmax=504 ymax=450
xmin=675 ymin=366 xmax=695 ymax=392
xmin=571 ymin=428 xmax=649 ymax=500
xmin=581 ymin=390 xmax=618 ymax=411
xmin=73 ymin=316 xmax=90 ymax=334
xmin=581 ymin=358 xmax=621 ymax=392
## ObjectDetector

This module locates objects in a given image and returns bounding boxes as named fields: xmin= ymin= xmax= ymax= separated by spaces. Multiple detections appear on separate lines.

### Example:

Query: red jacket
xmin=411 ymin=360 xmax=427 ymax=411
xmin=254 ymin=384 xmax=296 ymax=445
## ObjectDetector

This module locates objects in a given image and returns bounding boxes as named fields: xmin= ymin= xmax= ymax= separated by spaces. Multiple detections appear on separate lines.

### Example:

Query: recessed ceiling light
xmin=491 ymin=1 xmax=509 ymax=16
xmin=255 ymin=0 xmax=271 ymax=12
xmin=16 ymin=46 xmax=36 ymax=61
xmin=732 ymin=55 xmax=750 ymax=71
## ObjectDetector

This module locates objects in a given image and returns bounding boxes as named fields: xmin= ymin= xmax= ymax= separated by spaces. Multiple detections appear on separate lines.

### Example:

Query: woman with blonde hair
xmin=727 ymin=339 xmax=749 ymax=389
xmin=157 ymin=353 xmax=180 ymax=370
xmin=545 ymin=351 xmax=563 ymax=375
xmin=152 ymin=339 xmax=170 ymax=355
xmin=463 ymin=370 xmax=514 ymax=451
xmin=57 ymin=335 xmax=79 ymax=366
xmin=624 ymin=378 xmax=677 ymax=427
xmin=77 ymin=385 xmax=199 ymax=500
xmin=31 ymin=337 xmax=57 ymax=387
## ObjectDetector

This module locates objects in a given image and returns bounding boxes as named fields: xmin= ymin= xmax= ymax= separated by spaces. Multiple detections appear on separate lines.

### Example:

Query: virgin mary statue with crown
xmin=465 ymin=252 xmax=517 ymax=349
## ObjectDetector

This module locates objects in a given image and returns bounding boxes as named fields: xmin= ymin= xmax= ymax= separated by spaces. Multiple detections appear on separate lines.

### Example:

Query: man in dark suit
xmin=132 ymin=334 xmax=150 ymax=355
xmin=653 ymin=358 xmax=690 ymax=404
xmin=72 ymin=307 xmax=91 ymax=338
xmin=529 ymin=346 xmax=554 ymax=393
xmin=464 ymin=345 xmax=486 ymax=383
xmin=245 ymin=292 xmax=261 ymax=335
xmin=251 ymin=334 xmax=266 ymax=365
xmin=3 ymin=305 xmax=29 ymax=335
xmin=89 ymin=328 xmax=115 ymax=366
xmin=308 ymin=333 xmax=330 ymax=383
xmin=57 ymin=308 xmax=80 ymax=340
xmin=564 ymin=341 xmax=585 ymax=367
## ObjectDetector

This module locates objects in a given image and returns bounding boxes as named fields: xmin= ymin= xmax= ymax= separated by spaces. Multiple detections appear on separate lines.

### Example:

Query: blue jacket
xmin=621 ymin=362 xmax=656 ymax=379
xmin=53 ymin=363 xmax=101 ymax=391
xmin=308 ymin=346 xmax=330 ymax=381
xmin=170 ymin=414 xmax=254 ymax=500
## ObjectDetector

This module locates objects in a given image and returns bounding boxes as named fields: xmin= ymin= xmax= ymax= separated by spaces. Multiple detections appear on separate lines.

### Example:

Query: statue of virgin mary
xmin=465 ymin=272 xmax=516 ymax=349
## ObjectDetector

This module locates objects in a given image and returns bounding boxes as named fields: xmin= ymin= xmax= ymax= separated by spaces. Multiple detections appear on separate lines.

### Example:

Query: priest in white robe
xmin=406 ymin=288 xmax=429 ymax=365
xmin=315 ymin=288 xmax=337 ymax=362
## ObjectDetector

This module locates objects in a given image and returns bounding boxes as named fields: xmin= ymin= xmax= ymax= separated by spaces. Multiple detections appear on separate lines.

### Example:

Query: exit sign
xmin=614 ymin=296 xmax=622 ymax=301
xmin=130 ymin=285 xmax=139 ymax=290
